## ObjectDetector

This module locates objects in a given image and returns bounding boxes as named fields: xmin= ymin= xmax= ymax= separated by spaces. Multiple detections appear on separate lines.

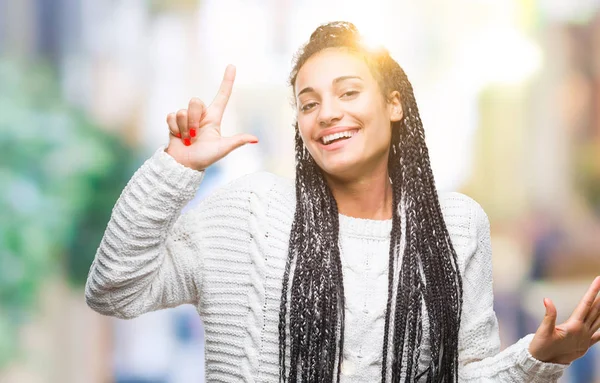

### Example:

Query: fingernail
xmin=190 ymin=129 xmax=196 ymax=138
xmin=176 ymin=133 xmax=181 ymax=138
xmin=543 ymin=298 xmax=548 ymax=308
xmin=184 ymin=138 xmax=191 ymax=146
xmin=250 ymin=139 xmax=258 ymax=144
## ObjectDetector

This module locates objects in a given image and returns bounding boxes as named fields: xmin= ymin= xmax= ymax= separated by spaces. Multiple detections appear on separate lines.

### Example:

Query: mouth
xmin=318 ymin=129 xmax=359 ymax=146
xmin=316 ymin=128 xmax=360 ymax=151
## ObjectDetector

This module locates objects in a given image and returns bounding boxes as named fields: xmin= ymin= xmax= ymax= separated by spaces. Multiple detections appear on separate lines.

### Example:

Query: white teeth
xmin=321 ymin=130 xmax=356 ymax=144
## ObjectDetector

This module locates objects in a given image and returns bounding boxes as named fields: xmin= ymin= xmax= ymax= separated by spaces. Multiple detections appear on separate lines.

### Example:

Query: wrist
xmin=528 ymin=341 xmax=567 ymax=365
xmin=165 ymin=146 xmax=205 ymax=172
xmin=528 ymin=344 xmax=549 ymax=363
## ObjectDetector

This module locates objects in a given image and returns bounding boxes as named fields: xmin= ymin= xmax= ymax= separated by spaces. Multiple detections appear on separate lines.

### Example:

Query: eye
xmin=341 ymin=90 xmax=359 ymax=98
xmin=300 ymin=102 xmax=317 ymax=112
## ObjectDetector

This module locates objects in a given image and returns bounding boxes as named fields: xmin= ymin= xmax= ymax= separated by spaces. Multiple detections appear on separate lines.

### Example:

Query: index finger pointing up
xmin=209 ymin=64 xmax=236 ymax=123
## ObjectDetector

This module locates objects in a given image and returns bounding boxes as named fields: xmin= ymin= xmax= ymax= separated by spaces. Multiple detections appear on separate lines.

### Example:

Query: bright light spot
xmin=459 ymin=27 xmax=544 ymax=86
xmin=358 ymin=32 xmax=386 ymax=54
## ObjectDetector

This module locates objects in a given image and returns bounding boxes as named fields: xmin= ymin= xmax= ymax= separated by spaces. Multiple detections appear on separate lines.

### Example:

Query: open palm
xmin=529 ymin=276 xmax=600 ymax=364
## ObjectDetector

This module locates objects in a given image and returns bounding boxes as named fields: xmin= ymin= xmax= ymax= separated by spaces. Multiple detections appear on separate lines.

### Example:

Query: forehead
xmin=295 ymin=48 xmax=374 ymax=90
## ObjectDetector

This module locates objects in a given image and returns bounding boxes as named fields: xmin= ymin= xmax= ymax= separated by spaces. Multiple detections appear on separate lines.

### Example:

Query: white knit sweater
xmin=85 ymin=148 xmax=568 ymax=382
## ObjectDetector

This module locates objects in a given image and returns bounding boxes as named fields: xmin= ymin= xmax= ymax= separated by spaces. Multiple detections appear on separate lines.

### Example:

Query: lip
xmin=317 ymin=129 xmax=360 ymax=151
xmin=315 ymin=126 xmax=360 ymax=141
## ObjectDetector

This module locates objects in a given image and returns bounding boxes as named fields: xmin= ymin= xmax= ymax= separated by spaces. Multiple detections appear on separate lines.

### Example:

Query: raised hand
xmin=529 ymin=276 xmax=600 ymax=364
xmin=166 ymin=65 xmax=259 ymax=171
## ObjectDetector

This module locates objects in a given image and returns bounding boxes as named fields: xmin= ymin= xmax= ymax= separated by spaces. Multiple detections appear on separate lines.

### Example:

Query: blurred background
xmin=1 ymin=0 xmax=600 ymax=382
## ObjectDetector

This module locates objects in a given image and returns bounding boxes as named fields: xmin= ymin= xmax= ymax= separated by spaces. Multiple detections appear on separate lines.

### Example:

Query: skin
xmin=165 ymin=65 xmax=258 ymax=171
xmin=164 ymin=56 xmax=600 ymax=365
xmin=530 ymin=277 xmax=600 ymax=364
xmin=293 ymin=48 xmax=402 ymax=220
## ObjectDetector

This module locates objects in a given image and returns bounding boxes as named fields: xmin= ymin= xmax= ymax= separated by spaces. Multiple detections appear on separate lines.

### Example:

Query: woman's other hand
xmin=529 ymin=276 xmax=600 ymax=364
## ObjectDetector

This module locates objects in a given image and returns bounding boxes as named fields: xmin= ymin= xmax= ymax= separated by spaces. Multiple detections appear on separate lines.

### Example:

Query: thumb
xmin=540 ymin=298 xmax=557 ymax=334
xmin=220 ymin=134 xmax=259 ymax=157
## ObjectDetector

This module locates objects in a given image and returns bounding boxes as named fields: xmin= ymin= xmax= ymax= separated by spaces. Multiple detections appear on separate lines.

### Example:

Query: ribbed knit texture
xmin=86 ymin=148 xmax=568 ymax=382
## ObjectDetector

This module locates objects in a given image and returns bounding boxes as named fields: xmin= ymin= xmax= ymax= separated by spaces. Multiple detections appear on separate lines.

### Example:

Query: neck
xmin=324 ymin=166 xmax=394 ymax=220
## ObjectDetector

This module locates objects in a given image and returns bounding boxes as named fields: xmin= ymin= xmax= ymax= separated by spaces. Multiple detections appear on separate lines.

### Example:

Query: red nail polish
xmin=190 ymin=129 xmax=196 ymax=137
xmin=250 ymin=139 xmax=258 ymax=144
xmin=176 ymin=133 xmax=181 ymax=138
xmin=184 ymin=138 xmax=191 ymax=146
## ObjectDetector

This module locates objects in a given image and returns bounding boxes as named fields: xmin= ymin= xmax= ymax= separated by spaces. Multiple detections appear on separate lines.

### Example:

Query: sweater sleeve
xmin=457 ymin=199 xmax=569 ymax=382
xmin=85 ymin=147 xmax=208 ymax=319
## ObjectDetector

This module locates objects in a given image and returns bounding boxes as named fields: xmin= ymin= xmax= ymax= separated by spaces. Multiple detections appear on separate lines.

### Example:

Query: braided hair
xmin=278 ymin=21 xmax=463 ymax=382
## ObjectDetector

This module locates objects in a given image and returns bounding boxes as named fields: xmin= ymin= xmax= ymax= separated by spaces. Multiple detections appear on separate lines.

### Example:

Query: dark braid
xmin=279 ymin=21 xmax=463 ymax=382
xmin=279 ymin=129 xmax=345 ymax=383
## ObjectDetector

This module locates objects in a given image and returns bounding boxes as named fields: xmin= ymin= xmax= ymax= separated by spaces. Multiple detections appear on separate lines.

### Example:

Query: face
xmin=294 ymin=48 xmax=402 ymax=181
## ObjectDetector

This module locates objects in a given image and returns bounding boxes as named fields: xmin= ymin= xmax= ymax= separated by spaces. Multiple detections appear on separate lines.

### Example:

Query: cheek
xmin=352 ymin=95 xmax=384 ymax=122
xmin=297 ymin=117 xmax=314 ymax=143
xmin=360 ymin=102 xmax=393 ymax=145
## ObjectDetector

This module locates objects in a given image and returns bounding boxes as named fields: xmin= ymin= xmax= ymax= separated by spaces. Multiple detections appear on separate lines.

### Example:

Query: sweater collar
xmin=338 ymin=214 xmax=392 ymax=239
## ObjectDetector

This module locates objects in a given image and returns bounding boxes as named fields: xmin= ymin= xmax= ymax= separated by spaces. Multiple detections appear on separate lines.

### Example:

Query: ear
xmin=387 ymin=91 xmax=403 ymax=122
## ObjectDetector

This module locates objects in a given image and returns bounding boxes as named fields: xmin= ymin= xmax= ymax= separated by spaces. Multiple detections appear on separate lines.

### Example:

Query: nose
xmin=318 ymin=97 xmax=343 ymax=127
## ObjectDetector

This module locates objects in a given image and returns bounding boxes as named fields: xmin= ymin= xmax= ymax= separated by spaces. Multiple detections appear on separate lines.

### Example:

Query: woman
xmin=86 ymin=22 xmax=600 ymax=382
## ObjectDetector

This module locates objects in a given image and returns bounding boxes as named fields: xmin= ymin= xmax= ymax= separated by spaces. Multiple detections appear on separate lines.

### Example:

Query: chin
xmin=317 ymin=159 xmax=360 ymax=179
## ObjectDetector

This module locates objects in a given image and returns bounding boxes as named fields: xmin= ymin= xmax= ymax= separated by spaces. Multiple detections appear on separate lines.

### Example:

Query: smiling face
xmin=294 ymin=48 xmax=403 ymax=181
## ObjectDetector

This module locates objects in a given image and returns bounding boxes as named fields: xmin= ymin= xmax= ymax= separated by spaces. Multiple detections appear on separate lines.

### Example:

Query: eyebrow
xmin=296 ymin=76 xmax=363 ymax=98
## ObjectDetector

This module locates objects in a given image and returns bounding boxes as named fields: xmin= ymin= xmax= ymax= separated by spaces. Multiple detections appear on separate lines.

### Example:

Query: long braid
xmin=279 ymin=21 xmax=463 ymax=383
xmin=387 ymin=71 xmax=463 ymax=381
xmin=279 ymin=129 xmax=345 ymax=382
xmin=381 ymin=145 xmax=403 ymax=379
